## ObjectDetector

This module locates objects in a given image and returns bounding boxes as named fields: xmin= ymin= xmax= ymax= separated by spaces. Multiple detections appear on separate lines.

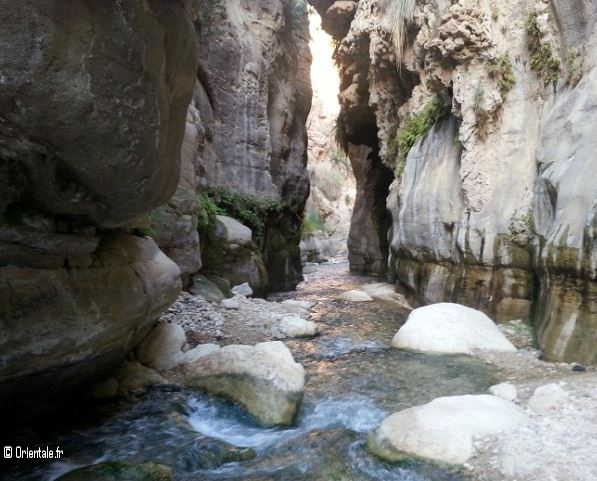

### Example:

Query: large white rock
xmin=214 ymin=215 xmax=253 ymax=246
xmin=136 ymin=322 xmax=187 ymax=370
xmin=183 ymin=341 xmax=305 ymax=426
xmin=340 ymin=290 xmax=373 ymax=302
xmin=368 ymin=394 xmax=528 ymax=465
xmin=392 ymin=303 xmax=516 ymax=354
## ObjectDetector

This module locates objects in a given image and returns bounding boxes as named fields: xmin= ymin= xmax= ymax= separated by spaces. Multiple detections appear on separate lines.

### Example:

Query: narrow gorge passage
xmin=3 ymin=263 xmax=499 ymax=481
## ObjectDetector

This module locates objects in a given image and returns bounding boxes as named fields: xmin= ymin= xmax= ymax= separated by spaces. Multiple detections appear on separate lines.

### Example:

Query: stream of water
xmin=2 ymin=262 xmax=499 ymax=481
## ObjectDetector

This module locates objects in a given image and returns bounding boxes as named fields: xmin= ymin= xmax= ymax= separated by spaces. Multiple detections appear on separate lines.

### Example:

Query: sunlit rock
xmin=392 ymin=303 xmax=516 ymax=355
xmin=368 ymin=395 xmax=527 ymax=465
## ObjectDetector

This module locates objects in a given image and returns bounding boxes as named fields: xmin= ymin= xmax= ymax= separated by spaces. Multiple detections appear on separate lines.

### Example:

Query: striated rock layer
xmin=317 ymin=0 xmax=597 ymax=363
xmin=0 ymin=0 xmax=198 ymax=414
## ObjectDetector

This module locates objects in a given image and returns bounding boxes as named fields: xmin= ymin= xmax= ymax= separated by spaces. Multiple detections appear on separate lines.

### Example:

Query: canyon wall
xmin=0 ymin=0 xmax=198 ymax=414
xmin=317 ymin=0 xmax=597 ymax=363
xmin=162 ymin=0 xmax=312 ymax=292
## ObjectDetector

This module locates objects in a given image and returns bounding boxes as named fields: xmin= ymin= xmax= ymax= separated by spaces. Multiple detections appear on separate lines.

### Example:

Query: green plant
xmin=302 ymin=210 xmax=326 ymax=234
xmin=204 ymin=126 xmax=213 ymax=142
xmin=333 ymin=115 xmax=348 ymax=153
xmin=564 ymin=48 xmax=583 ymax=86
xmin=527 ymin=13 xmax=561 ymax=86
xmin=391 ymin=96 xmax=449 ymax=175
xmin=201 ymin=187 xmax=284 ymax=245
xmin=386 ymin=0 xmax=417 ymax=61
xmin=489 ymin=54 xmax=516 ymax=94
xmin=196 ymin=193 xmax=223 ymax=230
xmin=472 ymin=82 xmax=485 ymax=113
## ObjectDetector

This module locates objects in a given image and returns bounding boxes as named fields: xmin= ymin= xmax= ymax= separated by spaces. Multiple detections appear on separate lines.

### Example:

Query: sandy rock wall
xmin=317 ymin=0 xmax=597 ymax=363
xmin=0 ymin=0 xmax=198 ymax=414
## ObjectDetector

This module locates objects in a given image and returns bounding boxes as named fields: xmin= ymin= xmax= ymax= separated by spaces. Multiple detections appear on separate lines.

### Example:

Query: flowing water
xmin=2 ymin=262 xmax=499 ymax=481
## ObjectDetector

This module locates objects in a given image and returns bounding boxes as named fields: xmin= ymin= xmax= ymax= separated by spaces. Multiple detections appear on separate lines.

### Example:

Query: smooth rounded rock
xmin=183 ymin=341 xmax=305 ymax=426
xmin=368 ymin=394 xmax=528 ymax=465
xmin=392 ymin=303 xmax=516 ymax=355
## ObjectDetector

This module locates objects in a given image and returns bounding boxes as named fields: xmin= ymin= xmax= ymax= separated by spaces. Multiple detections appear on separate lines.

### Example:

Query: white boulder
xmin=340 ymin=290 xmax=373 ymax=302
xmin=183 ymin=341 xmax=305 ymax=426
xmin=136 ymin=322 xmax=187 ymax=370
xmin=213 ymin=215 xmax=252 ymax=246
xmin=368 ymin=394 xmax=527 ymax=465
xmin=392 ymin=303 xmax=516 ymax=355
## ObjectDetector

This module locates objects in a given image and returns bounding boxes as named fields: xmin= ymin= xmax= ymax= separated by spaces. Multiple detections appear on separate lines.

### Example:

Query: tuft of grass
xmin=489 ymin=54 xmax=516 ymax=94
xmin=472 ymin=82 xmax=485 ymax=113
xmin=389 ymin=96 xmax=449 ymax=175
xmin=385 ymin=0 xmax=417 ymax=61
xmin=527 ymin=13 xmax=561 ymax=86
xmin=564 ymin=48 xmax=583 ymax=86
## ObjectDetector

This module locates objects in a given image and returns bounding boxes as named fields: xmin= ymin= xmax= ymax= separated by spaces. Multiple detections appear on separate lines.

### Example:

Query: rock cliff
xmin=162 ymin=0 xmax=312 ymax=292
xmin=0 ymin=0 xmax=198 ymax=414
xmin=317 ymin=0 xmax=597 ymax=363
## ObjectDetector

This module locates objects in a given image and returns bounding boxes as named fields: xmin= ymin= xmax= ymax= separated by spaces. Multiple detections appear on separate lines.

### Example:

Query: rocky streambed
xmin=3 ymin=262 xmax=596 ymax=481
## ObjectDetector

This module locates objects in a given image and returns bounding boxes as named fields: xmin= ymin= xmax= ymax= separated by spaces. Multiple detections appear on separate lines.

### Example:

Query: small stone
xmin=572 ymin=363 xmax=587 ymax=372
xmin=231 ymin=282 xmax=253 ymax=297
xmin=340 ymin=290 xmax=373 ymax=302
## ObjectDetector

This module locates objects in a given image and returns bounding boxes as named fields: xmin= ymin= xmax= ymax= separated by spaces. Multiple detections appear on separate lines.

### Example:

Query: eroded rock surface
xmin=316 ymin=0 xmax=597 ymax=363
xmin=0 ymin=1 xmax=197 ymax=414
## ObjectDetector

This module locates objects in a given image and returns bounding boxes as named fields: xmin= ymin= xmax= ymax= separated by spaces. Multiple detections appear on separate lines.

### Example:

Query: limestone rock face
xmin=183 ymin=341 xmax=305 ymax=426
xmin=0 ymin=1 xmax=197 ymax=227
xmin=368 ymin=394 xmax=527 ymax=465
xmin=151 ymin=102 xmax=204 ymax=286
xmin=0 ymin=1 xmax=197 ymax=413
xmin=318 ymin=0 xmax=597 ymax=362
xmin=392 ymin=303 xmax=516 ymax=355
xmin=0 ymin=235 xmax=181 ymax=414
xmin=194 ymin=0 xmax=312 ymax=291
